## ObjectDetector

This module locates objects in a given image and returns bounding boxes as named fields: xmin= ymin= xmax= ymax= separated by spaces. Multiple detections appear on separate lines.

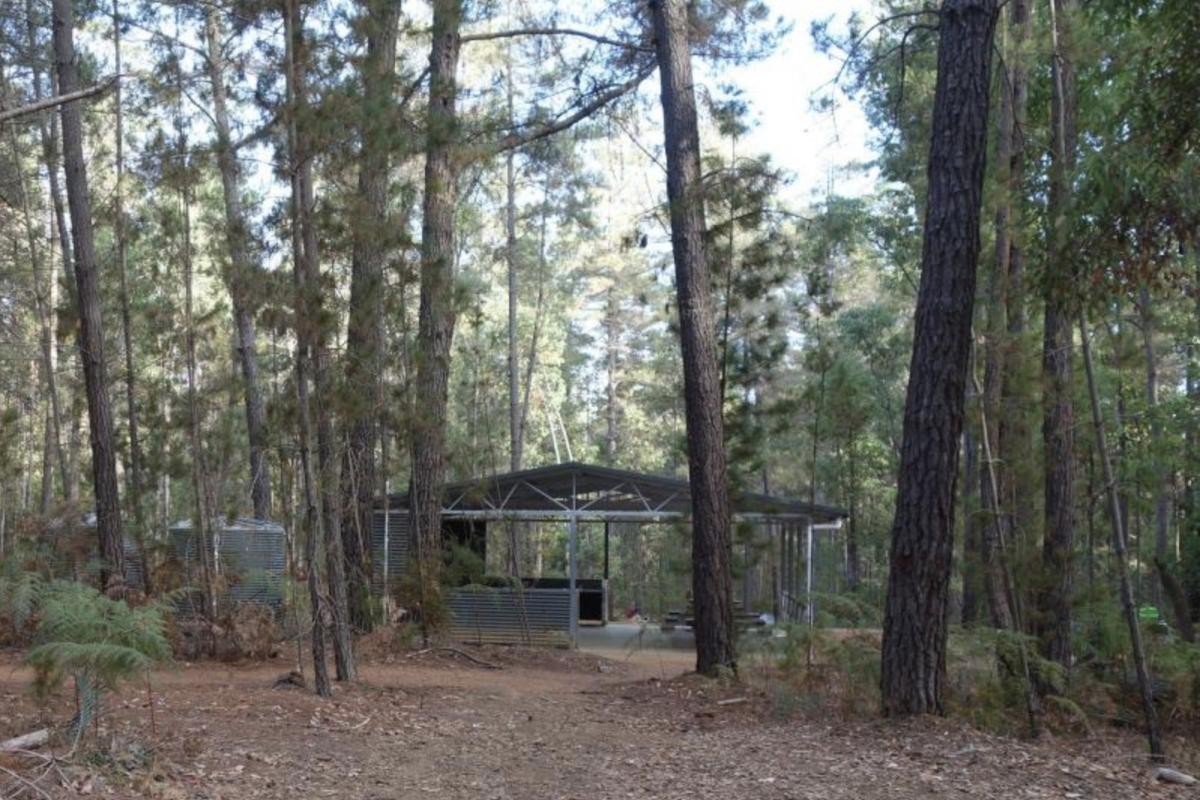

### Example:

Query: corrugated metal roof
xmin=379 ymin=461 xmax=847 ymax=521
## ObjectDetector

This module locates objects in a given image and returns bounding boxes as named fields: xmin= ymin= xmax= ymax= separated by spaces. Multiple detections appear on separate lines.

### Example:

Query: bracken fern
xmin=5 ymin=578 xmax=173 ymax=744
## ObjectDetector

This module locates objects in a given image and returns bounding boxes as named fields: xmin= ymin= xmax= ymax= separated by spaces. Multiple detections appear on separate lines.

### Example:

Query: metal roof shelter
xmin=383 ymin=461 xmax=848 ymax=523
xmin=375 ymin=462 xmax=848 ymax=644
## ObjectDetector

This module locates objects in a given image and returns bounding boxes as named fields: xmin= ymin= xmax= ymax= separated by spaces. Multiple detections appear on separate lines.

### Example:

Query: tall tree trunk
xmin=516 ymin=187 xmax=549 ymax=467
xmin=182 ymin=176 xmax=215 ymax=618
xmin=171 ymin=43 xmax=218 ymax=618
xmin=1079 ymin=314 xmax=1164 ymax=760
xmin=203 ymin=7 xmax=273 ymax=521
xmin=604 ymin=287 xmax=619 ymax=465
xmin=0 ymin=61 xmax=67 ymax=510
xmin=1138 ymin=286 xmax=1169 ymax=609
xmin=112 ymin=3 xmax=144 ymax=537
xmin=980 ymin=0 xmax=1027 ymax=631
xmin=880 ymin=0 xmax=999 ymax=716
xmin=52 ymin=0 xmax=126 ymax=594
xmin=650 ymin=0 xmax=736 ymax=675
xmin=283 ymin=0 xmax=331 ymax=698
xmin=1188 ymin=243 xmax=1200 ymax=623
xmin=27 ymin=0 xmax=80 ymax=507
xmin=285 ymin=0 xmax=356 ymax=682
xmin=505 ymin=50 xmax=522 ymax=472
xmin=1039 ymin=0 xmax=1078 ymax=670
xmin=409 ymin=0 xmax=463 ymax=631
xmin=341 ymin=0 xmax=401 ymax=633
xmin=111 ymin=3 xmax=151 ymax=591
xmin=999 ymin=0 xmax=1035 ymax=569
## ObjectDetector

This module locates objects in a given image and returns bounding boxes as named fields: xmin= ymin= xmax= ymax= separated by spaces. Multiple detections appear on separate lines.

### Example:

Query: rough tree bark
xmin=1039 ymin=0 xmax=1077 ymax=670
xmin=341 ymin=0 xmax=402 ymax=632
xmin=409 ymin=0 xmax=463 ymax=629
xmin=880 ymin=0 xmax=1000 ymax=716
xmin=650 ymin=0 xmax=736 ymax=675
xmin=285 ymin=0 xmax=356 ymax=682
xmin=52 ymin=0 xmax=126 ymax=594
xmin=111 ymin=1 xmax=145 ymax=544
xmin=203 ymin=7 xmax=273 ymax=521
xmin=283 ymin=0 xmax=330 ymax=698
xmin=979 ymin=0 xmax=1028 ymax=632
xmin=111 ymin=3 xmax=151 ymax=590
xmin=998 ymin=0 xmax=1035 ymax=571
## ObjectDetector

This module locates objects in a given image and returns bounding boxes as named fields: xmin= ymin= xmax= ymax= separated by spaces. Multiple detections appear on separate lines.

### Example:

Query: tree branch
xmin=480 ymin=64 xmax=654 ymax=161
xmin=0 ymin=75 xmax=122 ymax=123
xmin=397 ymin=66 xmax=430 ymax=111
xmin=460 ymin=27 xmax=650 ymax=52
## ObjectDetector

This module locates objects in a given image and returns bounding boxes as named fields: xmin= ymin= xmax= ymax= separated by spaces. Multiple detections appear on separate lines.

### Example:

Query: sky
xmin=718 ymin=0 xmax=877 ymax=204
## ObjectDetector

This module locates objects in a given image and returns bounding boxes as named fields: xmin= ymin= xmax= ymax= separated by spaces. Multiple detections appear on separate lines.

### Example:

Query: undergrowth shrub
xmin=1145 ymin=635 xmax=1200 ymax=728
xmin=946 ymin=628 xmax=1062 ymax=735
xmin=742 ymin=624 xmax=881 ymax=718
xmin=392 ymin=544 xmax=497 ymax=636
xmin=946 ymin=613 xmax=1200 ymax=738
xmin=0 ymin=567 xmax=45 ymax=644
xmin=0 ymin=574 xmax=172 ymax=745
xmin=809 ymin=591 xmax=882 ymax=628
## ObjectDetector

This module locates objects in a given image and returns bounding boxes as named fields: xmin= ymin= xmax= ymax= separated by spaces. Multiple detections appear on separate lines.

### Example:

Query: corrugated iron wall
xmin=369 ymin=509 xmax=572 ymax=646
xmin=169 ymin=521 xmax=286 ymax=612
xmin=370 ymin=509 xmax=410 ymax=595
xmin=123 ymin=538 xmax=144 ymax=591
xmin=60 ymin=517 xmax=145 ymax=590
xmin=447 ymin=586 xmax=571 ymax=647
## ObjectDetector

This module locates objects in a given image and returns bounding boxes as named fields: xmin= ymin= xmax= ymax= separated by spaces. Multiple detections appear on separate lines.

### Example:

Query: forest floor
xmin=0 ymin=638 xmax=1196 ymax=799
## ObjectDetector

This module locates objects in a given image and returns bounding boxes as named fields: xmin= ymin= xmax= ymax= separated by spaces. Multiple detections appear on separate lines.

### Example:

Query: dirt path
xmin=0 ymin=648 xmax=1192 ymax=799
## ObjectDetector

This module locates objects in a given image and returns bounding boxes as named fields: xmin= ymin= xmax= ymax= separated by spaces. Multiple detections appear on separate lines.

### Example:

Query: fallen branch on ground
xmin=406 ymin=647 xmax=502 ymax=670
xmin=1155 ymin=768 xmax=1197 ymax=785
xmin=0 ymin=729 xmax=49 ymax=753
xmin=0 ymin=763 xmax=53 ymax=800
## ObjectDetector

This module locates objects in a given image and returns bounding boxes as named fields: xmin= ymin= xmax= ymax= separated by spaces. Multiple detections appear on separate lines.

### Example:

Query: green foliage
xmin=742 ymin=624 xmax=881 ymax=718
xmin=809 ymin=591 xmax=881 ymax=628
xmin=28 ymin=580 xmax=171 ymax=680
xmin=0 ymin=575 xmax=172 ymax=741
xmin=0 ymin=566 xmax=45 ymax=636
xmin=947 ymin=628 xmax=1057 ymax=735
xmin=946 ymin=617 xmax=1200 ymax=738
xmin=1181 ymin=534 xmax=1200 ymax=617
xmin=442 ymin=543 xmax=487 ymax=588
